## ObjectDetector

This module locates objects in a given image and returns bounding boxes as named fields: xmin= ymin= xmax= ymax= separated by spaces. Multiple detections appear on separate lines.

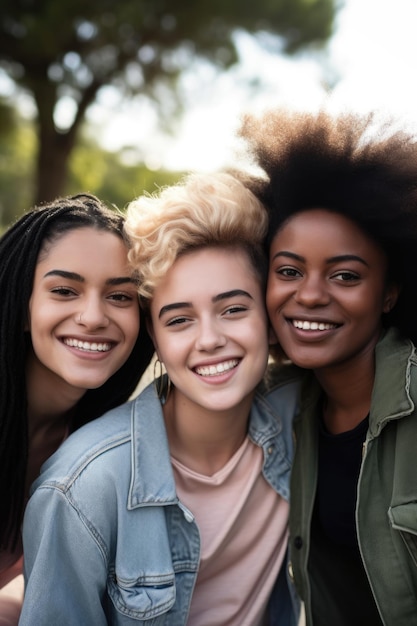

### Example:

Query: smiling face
xmin=267 ymin=209 xmax=399 ymax=373
xmin=27 ymin=227 xmax=140 ymax=396
xmin=149 ymin=246 xmax=269 ymax=417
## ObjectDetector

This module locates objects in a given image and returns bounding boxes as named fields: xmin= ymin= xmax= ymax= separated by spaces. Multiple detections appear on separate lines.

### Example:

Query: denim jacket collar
xmin=129 ymin=385 xmax=177 ymax=509
xmin=128 ymin=382 xmax=292 ymax=509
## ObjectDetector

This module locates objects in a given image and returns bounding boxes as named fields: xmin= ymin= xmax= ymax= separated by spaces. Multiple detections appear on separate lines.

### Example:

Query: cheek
xmin=29 ymin=326 xmax=50 ymax=368
xmin=149 ymin=326 xmax=172 ymax=364
xmin=125 ymin=313 xmax=140 ymax=346
xmin=266 ymin=284 xmax=282 ymax=324
xmin=117 ymin=298 xmax=140 ymax=336
xmin=254 ymin=310 xmax=270 ymax=340
xmin=341 ymin=288 xmax=384 ymax=320
xmin=26 ymin=302 xmax=48 ymax=338
xmin=256 ymin=324 xmax=271 ymax=364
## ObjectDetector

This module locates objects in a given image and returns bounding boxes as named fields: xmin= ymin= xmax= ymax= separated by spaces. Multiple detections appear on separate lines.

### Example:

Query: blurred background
xmin=1 ymin=0 xmax=417 ymax=230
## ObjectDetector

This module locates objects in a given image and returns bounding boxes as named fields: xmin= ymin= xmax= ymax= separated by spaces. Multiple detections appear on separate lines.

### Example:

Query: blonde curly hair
xmin=124 ymin=171 xmax=268 ymax=304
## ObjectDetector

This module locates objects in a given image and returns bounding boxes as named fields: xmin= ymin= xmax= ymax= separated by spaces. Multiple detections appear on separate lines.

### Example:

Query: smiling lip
xmin=194 ymin=359 xmax=239 ymax=377
xmin=291 ymin=319 xmax=339 ymax=331
xmin=62 ymin=338 xmax=114 ymax=352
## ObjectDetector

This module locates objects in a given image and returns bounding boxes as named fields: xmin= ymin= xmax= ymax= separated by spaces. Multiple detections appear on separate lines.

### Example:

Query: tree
xmin=68 ymin=137 xmax=185 ymax=212
xmin=0 ymin=0 xmax=336 ymax=203
xmin=0 ymin=100 xmax=36 ymax=227
xmin=0 ymin=111 xmax=185 ymax=230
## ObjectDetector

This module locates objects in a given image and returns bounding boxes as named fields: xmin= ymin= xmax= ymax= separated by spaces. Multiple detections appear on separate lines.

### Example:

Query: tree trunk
xmin=32 ymin=75 xmax=101 ymax=206
xmin=34 ymin=127 xmax=75 ymax=205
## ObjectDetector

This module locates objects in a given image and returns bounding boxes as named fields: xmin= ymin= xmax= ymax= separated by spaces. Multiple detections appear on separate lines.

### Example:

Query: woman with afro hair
xmin=239 ymin=109 xmax=417 ymax=626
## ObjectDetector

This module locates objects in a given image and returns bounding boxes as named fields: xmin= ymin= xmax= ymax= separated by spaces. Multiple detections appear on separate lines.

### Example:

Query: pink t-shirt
xmin=172 ymin=437 xmax=289 ymax=626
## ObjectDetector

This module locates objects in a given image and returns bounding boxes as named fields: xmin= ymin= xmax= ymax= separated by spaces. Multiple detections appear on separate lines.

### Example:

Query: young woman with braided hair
xmin=0 ymin=194 xmax=153 ymax=623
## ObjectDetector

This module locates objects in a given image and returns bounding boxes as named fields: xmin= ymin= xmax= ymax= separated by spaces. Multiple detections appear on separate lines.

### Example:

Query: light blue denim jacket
xmin=20 ymin=379 xmax=300 ymax=626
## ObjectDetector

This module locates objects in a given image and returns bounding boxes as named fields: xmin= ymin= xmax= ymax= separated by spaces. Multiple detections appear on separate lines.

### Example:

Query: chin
xmin=68 ymin=378 xmax=107 ymax=391
xmin=286 ymin=353 xmax=322 ymax=370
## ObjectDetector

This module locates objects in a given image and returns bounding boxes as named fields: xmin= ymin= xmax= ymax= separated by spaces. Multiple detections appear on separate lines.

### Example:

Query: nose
xmin=294 ymin=274 xmax=330 ymax=308
xmin=76 ymin=296 xmax=109 ymax=329
xmin=195 ymin=316 xmax=226 ymax=352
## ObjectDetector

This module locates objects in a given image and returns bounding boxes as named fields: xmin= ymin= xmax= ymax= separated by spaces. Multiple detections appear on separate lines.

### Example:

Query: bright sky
xmin=2 ymin=0 xmax=417 ymax=172
xmin=88 ymin=0 xmax=417 ymax=172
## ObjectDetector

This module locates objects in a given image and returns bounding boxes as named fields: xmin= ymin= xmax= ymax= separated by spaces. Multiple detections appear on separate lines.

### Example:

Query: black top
xmin=308 ymin=415 xmax=383 ymax=626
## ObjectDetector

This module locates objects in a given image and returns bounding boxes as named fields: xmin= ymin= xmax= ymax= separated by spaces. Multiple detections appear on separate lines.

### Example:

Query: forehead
xmin=153 ymin=246 xmax=261 ymax=299
xmin=272 ymin=209 xmax=384 ymax=258
xmin=38 ymin=227 xmax=124 ymax=260
xmin=35 ymin=227 xmax=130 ymax=278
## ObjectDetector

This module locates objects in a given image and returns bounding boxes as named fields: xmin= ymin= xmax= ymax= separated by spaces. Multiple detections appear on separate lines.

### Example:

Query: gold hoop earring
xmin=153 ymin=358 xmax=172 ymax=404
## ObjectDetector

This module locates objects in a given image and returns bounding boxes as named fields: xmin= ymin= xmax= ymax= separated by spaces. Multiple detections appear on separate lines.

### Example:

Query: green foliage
xmin=0 ymin=0 xmax=335 ymax=87
xmin=0 ymin=112 xmax=184 ymax=230
xmin=0 ymin=0 xmax=337 ymax=203
xmin=67 ymin=138 xmax=185 ymax=212
xmin=0 ymin=103 xmax=36 ymax=228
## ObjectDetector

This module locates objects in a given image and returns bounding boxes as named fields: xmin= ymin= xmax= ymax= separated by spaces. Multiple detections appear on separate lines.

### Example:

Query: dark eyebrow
xmin=327 ymin=254 xmax=370 ymax=267
xmin=44 ymin=270 xmax=136 ymax=285
xmin=212 ymin=289 xmax=254 ymax=303
xmin=44 ymin=270 xmax=84 ymax=282
xmin=272 ymin=251 xmax=369 ymax=267
xmin=158 ymin=289 xmax=254 ymax=319
xmin=106 ymin=277 xmax=137 ymax=286
xmin=159 ymin=302 xmax=191 ymax=319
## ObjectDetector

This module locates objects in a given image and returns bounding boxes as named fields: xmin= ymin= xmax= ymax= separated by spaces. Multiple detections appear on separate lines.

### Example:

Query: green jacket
xmin=288 ymin=327 xmax=417 ymax=626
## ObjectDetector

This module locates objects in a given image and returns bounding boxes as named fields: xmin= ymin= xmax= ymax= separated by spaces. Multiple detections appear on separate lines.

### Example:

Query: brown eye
xmin=50 ymin=287 xmax=76 ymax=296
xmin=276 ymin=267 xmax=301 ymax=278
xmin=333 ymin=271 xmax=360 ymax=282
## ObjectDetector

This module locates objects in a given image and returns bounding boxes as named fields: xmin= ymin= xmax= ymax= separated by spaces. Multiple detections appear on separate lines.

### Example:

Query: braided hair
xmin=0 ymin=193 xmax=154 ymax=549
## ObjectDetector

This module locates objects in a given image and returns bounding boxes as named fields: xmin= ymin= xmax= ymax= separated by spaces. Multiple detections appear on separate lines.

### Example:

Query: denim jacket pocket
xmin=389 ymin=502 xmax=417 ymax=567
xmin=107 ymin=572 xmax=176 ymax=623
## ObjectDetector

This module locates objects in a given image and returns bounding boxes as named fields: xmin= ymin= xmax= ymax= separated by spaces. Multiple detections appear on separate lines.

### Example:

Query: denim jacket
xmin=20 ymin=379 xmax=300 ymax=626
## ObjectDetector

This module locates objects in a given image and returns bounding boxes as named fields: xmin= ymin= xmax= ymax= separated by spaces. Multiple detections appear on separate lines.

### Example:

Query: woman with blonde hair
xmin=20 ymin=172 xmax=300 ymax=625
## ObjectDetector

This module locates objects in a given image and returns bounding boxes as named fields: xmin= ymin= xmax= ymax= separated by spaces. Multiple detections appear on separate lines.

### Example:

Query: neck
xmin=26 ymin=349 xmax=85 ymax=436
xmin=315 ymin=350 xmax=375 ymax=435
xmin=162 ymin=390 xmax=253 ymax=476
xmin=25 ymin=351 xmax=85 ymax=491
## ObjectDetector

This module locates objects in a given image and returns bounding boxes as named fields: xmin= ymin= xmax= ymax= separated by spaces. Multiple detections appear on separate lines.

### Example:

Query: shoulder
xmin=251 ymin=362 xmax=303 ymax=439
xmin=257 ymin=361 xmax=303 ymax=408
xmin=31 ymin=399 xmax=135 ymax=494
xmin=376 ymin=327 xmax=415 ymax=360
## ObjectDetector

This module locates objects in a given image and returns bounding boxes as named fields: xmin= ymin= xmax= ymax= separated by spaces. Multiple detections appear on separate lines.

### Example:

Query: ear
xmin=383 ymin=283 xmax=401 ymax=314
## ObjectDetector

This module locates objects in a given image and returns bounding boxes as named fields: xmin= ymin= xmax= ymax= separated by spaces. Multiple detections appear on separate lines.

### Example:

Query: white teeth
xmin=195 ymin=359 xmax=239 ymax=377
xmin=64 ymin=338 xmax=112 ymax=352
xmin=292 ymin=320 xmax=337 ymax=331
